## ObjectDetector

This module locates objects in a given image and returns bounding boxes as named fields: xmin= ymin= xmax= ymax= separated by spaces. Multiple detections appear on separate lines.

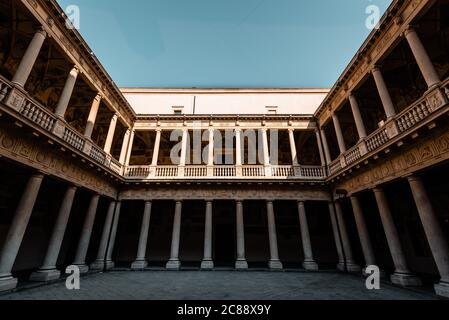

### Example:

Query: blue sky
xmin=56 ymin=0 xmax=391 ymax=88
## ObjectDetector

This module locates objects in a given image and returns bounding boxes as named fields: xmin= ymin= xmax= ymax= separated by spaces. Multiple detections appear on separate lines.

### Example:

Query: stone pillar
xmin=350 ymin=196 xmax=376 ymax=272
xmin=373 ymin=187 xmax=422 ymax=286
xmin=104 ymin=114 xmax=118 ymax=154
xmin=207 ymin=129 xmax=214 ymax=166
xmin=30 ymin=186 xmax=77 ymax=282
xmin=235 ymin=200 xmax=248 ymax=269
xmin=320 ymin=128 xmax=332 ymax=164
xmin=266 ymin=201 xmax=283 ymax=270
xmin=348 ymin=95 xmax=367 ymax=139
xmin=124 ymin=129 xmax=135 ymax=167
xmin=71 ymin=194 xmax=100 ymax=274
xmin=179 ymin=129 xmax=189 ymax=166
xmin=332 ymin=113 xmax=346 ymax=154
xmin=407 ymin=176 xmax=449 ymax=297
xmin=131 ymin=201 xmax=152 ymax=270
xmin=54 ymin=66 xmax=79 ymax=118
xmin=0 ymin=173 xmax=44 ymax=292
xmin=235 ymin=129 xmax=242 ymax=165
xmin=334 ymin=201 xmax=361 ymax=272
xmin=119 ymin=129 xmax=131 ymax=165
xmin=328 ymin=202 xmax=346 ymax=270
xmin=90 ymin=201 xmax=116 ymax=271
xmin=372 ymin=67 xmax=396 ymax=119
xmin=315 ymin=129 xmax=326 ymax=166
xmin=12 ymin=28 xmax=47 ymax=87
xmin=151 ymin=129 xmax=162 ymax=166
xmin=84 ymin=94 xmax=102 ymax=139
xmin=288 ymin=129 xmax=299 ymax=165
xmin=166 ymin=200 xmax=182 ymax=270
xmin=404 ymin=27 xmax=440 ymax=88
xmin=105 ymin=201 xmax=121 ymax=270
xmin=201 ymin=200 xmax=214 ymax=270
xmin=261 ymin=128 xmax=270 ymax=166
xmin=297 ymin=201 xmax=318 ymax=271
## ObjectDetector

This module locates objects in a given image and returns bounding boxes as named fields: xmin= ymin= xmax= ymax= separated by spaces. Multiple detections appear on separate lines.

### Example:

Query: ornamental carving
xmin=0 ymin=125 xmax=118 ymax=198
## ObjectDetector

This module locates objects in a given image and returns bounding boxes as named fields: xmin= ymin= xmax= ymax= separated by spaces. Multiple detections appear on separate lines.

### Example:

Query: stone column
xmin=151 ymin=129 xmax=162 ymax=166
xmin=348 ymin=95 xmax=367 ymax=139
xmin=373 ymin=187 xmax=421 ymax=286
xmin=12 ymin=28 xmax=47 ymax=87
xmin=235 ymin=200 xmax=248 ymax=269
xmin=334 ymin=201 xmax=361 ymax=272
xmin=405 ymin=27 xmax=440 ymax=88
xmin=124 ymin=129 xmax=135 ymax=167
xmin=320 ymin=128 xmax=332 ymax=164
xmin=407 ymin=176 xmax=449 ymax=297
xmin=179 ymin=129 xmax=189 ymax=166
xmin=297 ymin=201 xmax=318 ymax=271
xmin=118 ymin=129 xmax=131 ymax=165
xmin=207 ymin=129 xmax=214 ymax=166
xmin=0 ymin=173 xmax=44 ymax=292
xmin=90 ymin=201 xmax=116 ymax=271
xmin=372 ymin=67 xmax=396 ymax=119
xmin=71 ymin=194 xmax=100 ymax=274
xmin=288 ymin=129 xmax=299 ymax=165
xmin=350 ymin=196 xmax=376 ymax=272
xmin=105 ymin=201 xmax=121 ymax=270
xmin=84 ymin=94 xmax=102 ymax=139
xmin=332 ymin=113 xmax=346 ymax=154
xmin=54 ymin=66 xmax=79 ymax=118
xmin=328 ymin=202 xmax=346 ymax=270
xmin=104 ymin=114 xmax=118 ymax=154
xmin=235 ymin=128 xmax=243 ymax=165
xmin=166 ymin=200 xmax=182 ymax=270
xmin=30 ymin=186 xmax=77 ymax=282
xmin=266 ymin=201 xmax=283 ymax=270
xmin=315 ymin=129 xmax=326 ymax=166
xmin=201 ymin=200 xmax=214 ymax=270
xmin=131 ymin=201 xmax=152 ymax=270
xmin=261 ymin=128 xmax=270 ymax=166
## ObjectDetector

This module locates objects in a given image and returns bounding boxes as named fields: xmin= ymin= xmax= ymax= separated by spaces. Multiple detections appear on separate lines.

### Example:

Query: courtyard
xmin=0 ymin=271 xmax=439 ymax=300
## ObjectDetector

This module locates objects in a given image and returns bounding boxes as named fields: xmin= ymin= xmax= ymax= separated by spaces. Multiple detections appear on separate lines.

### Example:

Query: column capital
xmin=204 ymin=199 xmax=214 ymax=203
xmin=372 ymin=65 xmax=382 ymax=73
xmin=297 ymin=200 xmax=306 ymax=205
xmin=404 ymin=25 xmax=417 ymax=37
xmin=36 ymin=27 xmax=48 ymax=37
xmin=70 ymin=65 xmax=80 ymax=75
xmin=144 ymin=200 xmax=153 ymax=204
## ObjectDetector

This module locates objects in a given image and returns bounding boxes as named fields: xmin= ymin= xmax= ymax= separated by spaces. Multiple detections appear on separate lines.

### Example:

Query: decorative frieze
xmin=0 ymin=124 xmax=118 ymax=198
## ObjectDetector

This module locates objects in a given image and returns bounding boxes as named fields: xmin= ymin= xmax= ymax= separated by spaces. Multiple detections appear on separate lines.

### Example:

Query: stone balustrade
xmin=124 ymin=164 xmax=326 ymax=180
xmin=328 ymin=78 xmax=449 ymax=177
xmin=0 ymin=76 xmax=122 ymax=175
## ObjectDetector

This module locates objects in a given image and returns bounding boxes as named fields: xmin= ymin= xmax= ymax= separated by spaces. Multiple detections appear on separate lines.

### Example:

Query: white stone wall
xmin=121 ymin=88 xmax=328 ymax=115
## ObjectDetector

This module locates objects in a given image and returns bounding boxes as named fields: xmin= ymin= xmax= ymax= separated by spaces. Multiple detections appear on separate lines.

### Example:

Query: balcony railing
xmin=124 ymin=165 xmax=326 ymax=180
xmin=328 ymin=78 xmax=449 ymax=176
xmin=0 ymin=75 xmax=123 ymax=175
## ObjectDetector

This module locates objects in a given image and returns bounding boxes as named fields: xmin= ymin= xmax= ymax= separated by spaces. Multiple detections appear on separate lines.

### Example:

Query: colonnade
xmin=321 ymin=26 xmax=443 ymax=160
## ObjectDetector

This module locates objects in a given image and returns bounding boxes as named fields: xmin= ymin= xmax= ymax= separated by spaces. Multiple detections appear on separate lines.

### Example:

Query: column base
xmin=200 ymin=259 xmax=214 ymax=270
xmin=166 ymin=259 xmax=181 ymax=271
xmin=89 ymin=260 xmax=105 ymax=271
xmin=235 ymin=259 xmax=248 ymax=270
xmin=337 ymin=261 xmax=361 ymax=272
xmin=71 ymin=264 xmax=89 ymax=274
xmin=0 ymin=275 xmax=18 ymax=292
xmin=303 ymin=260 xmax=319 ymax=271
xmin=434 ymin=281 xmax=449 ymax=298
xmin=268 ymin=260 xmax=283 ymax=270
xmin=390 ymin=272 xmax=422 ymax=287
xmin=29 ymin=268 xmax=61 ymax=282
xmin=131 ymin=260 xmax=148 ymax=270
xmin=105 ymin=260 xmax=115 ymax=270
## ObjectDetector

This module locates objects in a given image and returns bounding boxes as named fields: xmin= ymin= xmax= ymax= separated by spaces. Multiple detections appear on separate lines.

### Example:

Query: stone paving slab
xmin=0 ymin=271 xmax=438 ymax=300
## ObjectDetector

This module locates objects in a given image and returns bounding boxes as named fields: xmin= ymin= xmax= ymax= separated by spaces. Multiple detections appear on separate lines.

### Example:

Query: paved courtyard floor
xmin=0 ymin=271 xmax=438 ymax=300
